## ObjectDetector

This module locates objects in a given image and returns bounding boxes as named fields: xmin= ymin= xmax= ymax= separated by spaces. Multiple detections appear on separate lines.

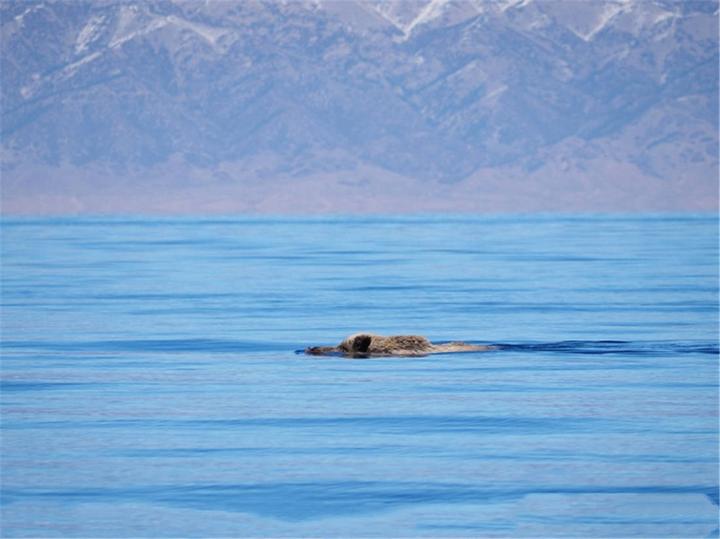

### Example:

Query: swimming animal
xmin=304 ymin=333 xmax=494 ymax=357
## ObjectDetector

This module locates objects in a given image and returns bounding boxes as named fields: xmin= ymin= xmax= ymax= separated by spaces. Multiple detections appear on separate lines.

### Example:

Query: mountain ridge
xmin=1 ymin=0 xmax=717 ymax=213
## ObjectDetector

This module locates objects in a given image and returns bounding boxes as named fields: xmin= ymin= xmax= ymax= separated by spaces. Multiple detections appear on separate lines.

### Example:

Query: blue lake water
xmin=1 ymin=214 xmax=718 ymax=537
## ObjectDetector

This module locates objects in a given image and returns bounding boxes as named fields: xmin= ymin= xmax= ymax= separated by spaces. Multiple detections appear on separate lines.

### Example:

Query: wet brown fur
xmin=305 ymin=333 xmax=494 ymax=357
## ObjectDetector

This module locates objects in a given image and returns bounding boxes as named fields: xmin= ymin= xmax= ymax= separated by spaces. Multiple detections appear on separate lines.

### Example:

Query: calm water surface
xmin=1 ymin=215 xmax=718 ymax=537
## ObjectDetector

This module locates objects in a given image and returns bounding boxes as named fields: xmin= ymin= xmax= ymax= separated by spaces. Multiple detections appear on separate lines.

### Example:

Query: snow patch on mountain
xmin=109 ymin=17 xmax=168 ymax=49
xmin=106 ymin=9 xmax=232 ymax=51
xmin=75 ymin=15 xmax=106 ymax=54
xmin=403 ymin=0 xmax=450 ymax=38
xmin=19 ymin=50 xmax=102 ymax=99
xmin=63 ymin=51 xmax=102 ymax=78
xmin=567 ymin=2 xmax=629 ymax=42
xmin=484 ymin=84 xmax=508 ymax=104
xmin=363 ymin=2 xmax=411 ymax=36
xmin=165 ymin=15 xmax=234 ymax=49
xmin=366 ymin=0 xmax=451 ymax=40
xmin=11 ymin=3 xmax=45 ymax=26
xmin=497 ymin=0 xmax=533 ymax=13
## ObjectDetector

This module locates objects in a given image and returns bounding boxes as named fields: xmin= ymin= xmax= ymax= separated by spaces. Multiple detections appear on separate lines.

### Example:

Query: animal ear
xmin=352 ymin=334 xmax=372 ymax=353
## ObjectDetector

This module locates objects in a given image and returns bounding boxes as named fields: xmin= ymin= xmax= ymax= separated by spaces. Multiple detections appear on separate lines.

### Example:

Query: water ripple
xmin=3 ymin=481 xmax=717 ymax=521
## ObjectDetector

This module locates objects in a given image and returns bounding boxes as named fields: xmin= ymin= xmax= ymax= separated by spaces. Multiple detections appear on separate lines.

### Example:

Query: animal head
xmin=339 ymin=333 xmax=375 ymax=354
xmin=305 ymin=333 xmax=376 ymax=357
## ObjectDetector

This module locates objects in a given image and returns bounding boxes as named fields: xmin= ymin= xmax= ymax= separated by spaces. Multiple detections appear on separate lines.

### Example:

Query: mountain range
xmin=1 ymin=0 xmax=718 ymax=214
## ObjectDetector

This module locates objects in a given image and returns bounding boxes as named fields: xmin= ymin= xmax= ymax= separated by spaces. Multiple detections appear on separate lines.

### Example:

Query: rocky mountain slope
xmin=1 ymin=0 xmax=717 ymax=213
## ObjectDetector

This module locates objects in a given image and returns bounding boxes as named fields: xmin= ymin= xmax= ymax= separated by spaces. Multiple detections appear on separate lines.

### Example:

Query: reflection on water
xmin=1 ymin=215 xmax=718 ymax=537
